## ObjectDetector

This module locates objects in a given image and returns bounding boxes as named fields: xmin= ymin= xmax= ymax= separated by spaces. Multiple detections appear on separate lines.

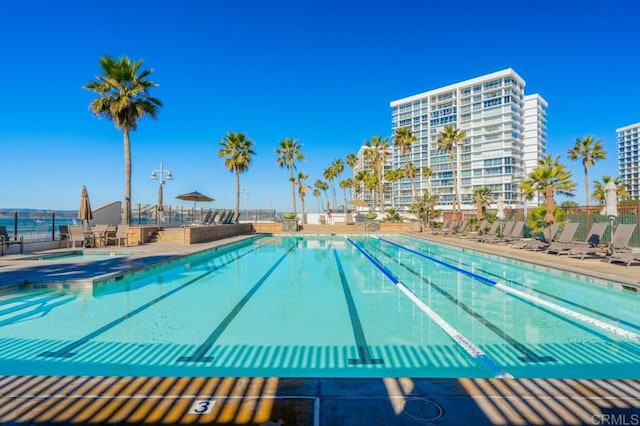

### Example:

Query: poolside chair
xmin=497 ymin=221 xmax=524 ymax=244
xmin=229 ymin=212 xmax=240 ymax=224
xmin=444 ymin=220 xmax=467 ymax=236
xmin=0 ymin=226 xmax=24 ymax=255
xmin=568 ymin=222 xmax=633 ymax=260
xmin=319 ymin=214 xmax=327 ymax=225
xmin=515 ymin=223 xmax=560 ymax=251
xmin=547 ymin=222 xmax=608 ymax=256
xmin=482 ymin=221 xmax=515 ymax=244
xmin=66 ymin=225 xmax=88 ymax=249
xmin=113 ymin=225 xmax=130 ymax=247
xmin=474 ymin=221 xmax=500 ymax=242
xmin=58 ymin=225 xmax=70 ymax=248
xmin=457 ymin=219 xmax=487 ymax=239
xmin=607 ymin=224 xmax=639 ymax=266
xmin=345 ymin=212 xmax=355 ymax=225
xmin=201 ymin=210 xmax=213 ymax=225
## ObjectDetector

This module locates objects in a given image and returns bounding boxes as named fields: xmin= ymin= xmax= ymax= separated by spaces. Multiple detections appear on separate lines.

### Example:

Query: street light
xmin=241 ymin=186 xmax=249 ymax=220
xmin=150 ymin=162 xmax=173 ymax=224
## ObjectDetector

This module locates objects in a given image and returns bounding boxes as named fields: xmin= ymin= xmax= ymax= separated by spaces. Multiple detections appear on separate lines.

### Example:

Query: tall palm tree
xmin=567 ymin=136 xmax=606 ymax=228
xmin=384 ymin=168 xmax=404 ymax=208
xmin=84 ymin=55 xmax=162 ymax=224
xmin=323 ymin=164 xmax=338 ymax=211
xmin=218 ymin=132 xmax=256 ymax=217
xmin=364 ymin=135 xmax=391 ymax=212
xmin=421 ymin=166 xmax=433 ymax=196
xmin=340 ymin=177 xmax=354 ymax=205
xmin=592 ymin=175 xmax=629 ymax=204
xmin=275 ymin=138 xmax=305 ymax=213
xmin=312 ymin=188 xmax=322 ymax=213
xmin=408 ymin=191 xmax=439 ymax=231
xmin=521 ymin=154 xmax=576 ymax=202
xmin=437 ymin=125 xmax=466 ymax=219
xmin=314 ymin=179 xmax=329 ymax=212
xmin=332 ymin=159 xmax=345 ymax=210
xmin=295 ymin=172 xmax=309 ymax=224
xmin=394 ymin=127 xmax=417 ymax=197
xmin=404 ymin=162 xmax=418 ymax=199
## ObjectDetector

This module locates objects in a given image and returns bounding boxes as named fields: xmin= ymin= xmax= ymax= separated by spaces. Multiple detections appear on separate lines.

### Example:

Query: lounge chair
xmin=515 ymin=223 xmax=560 ymax=251
xmin=229 ymin=212 xmax=240 ymax=224
xmin=547 ymin=222 xmax=608 ymax=256
xmin=607 ymin=224 xmax=639 ymax=266
xmin=319 ymin=214 xmax=327 ymax=225
xmin=474 ymin=221 xmax=500 ymax=242
xmin=568 ymin=222 xmax=632 ymax=260
xmin=482 ymin=221 xmax=515 ymax=244
xmin=0 ymin=226 xmax=24 ymax=255
xmin=498 ymin=221 xmax=525 ymax=244
xmin=444 ymin=220 xmax=467 ymax=236
xmin=201 ymin=210 xmax=213 ymax=225
xmin=113 ymin=225 xmax=130 ymax=247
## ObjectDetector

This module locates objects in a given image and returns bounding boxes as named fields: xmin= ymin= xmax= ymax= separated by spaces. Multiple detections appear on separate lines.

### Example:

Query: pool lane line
xmin=366 ymin=243 xmax=556 ymax=363
xmin=332 ymin=250 xmax=384 ymax=365
xmin=38 ymin=247 xmax=260 ymax=359
xmin=347 ymin=238 xmax=512 ymax=378
xmin=382 ymin=237 xmax=640 ymax=345
xmin=378 ymin=237 xmax=496 ymax=286
xmin=177 ymin=245 xmax=296 ymax=363
xmin=395 ymin=237 xmax=640 ymax=334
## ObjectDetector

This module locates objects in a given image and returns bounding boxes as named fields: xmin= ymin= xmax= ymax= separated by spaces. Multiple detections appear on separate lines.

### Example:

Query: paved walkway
xmin=0 ymin=232 xmax=639 ymax=424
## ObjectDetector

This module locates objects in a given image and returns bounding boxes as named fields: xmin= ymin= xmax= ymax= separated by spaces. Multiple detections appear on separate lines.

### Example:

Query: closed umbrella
xmin=496 ymin=195 xmax=505 ymax=220
xmin=475 ymin=193 xmax=484 ymax=220
xmin=544 ymin=184 xmax=555 ymax=225
xmin=601 ymin=181 xmax=618 ymax=244
xmin=78 ymin=185 xmax=93 ymax=230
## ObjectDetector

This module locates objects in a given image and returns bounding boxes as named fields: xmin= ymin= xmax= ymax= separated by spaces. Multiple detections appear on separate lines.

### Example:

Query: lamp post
xmin=150 ymin=162 xmax=173 ymax=225
xmin=241 ymin=186 xmax=249 ymax=220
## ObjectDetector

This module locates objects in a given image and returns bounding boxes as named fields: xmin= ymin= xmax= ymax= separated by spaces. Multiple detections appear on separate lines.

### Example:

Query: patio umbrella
xmin=601 ymin=181 xmax=618 ymax=244
xmin=496 ymin=194 xmax=505 ymax=220
xmin=347 ymin=199 xmax=369 ymax=209
xmin=475 ymin=193 xmax=484 ymax=220
xmin=544 ymin=184 xmax=555 ymax=225
xmin=78 ymin=185 xmax=93 ymax=230
xmin=176 ymin=190 xmax=214 ymax=208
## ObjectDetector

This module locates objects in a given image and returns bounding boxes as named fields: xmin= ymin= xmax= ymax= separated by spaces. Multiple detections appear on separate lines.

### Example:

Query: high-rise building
xmin=386 ymin=68 xmax=547 ymax=212
xmin=617 ymin=122 xmax=640 ymax=199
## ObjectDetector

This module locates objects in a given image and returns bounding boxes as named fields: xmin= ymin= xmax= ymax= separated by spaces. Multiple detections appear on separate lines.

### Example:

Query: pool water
xmin=23 ymin=251 xmax=130 ymax=262
xmin=0 ymin=234 xmax=638 ymax=379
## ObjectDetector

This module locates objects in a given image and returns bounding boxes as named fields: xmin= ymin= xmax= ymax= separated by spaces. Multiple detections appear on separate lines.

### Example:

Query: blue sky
xmin=1 ymin=0 xmax=638 ymax=212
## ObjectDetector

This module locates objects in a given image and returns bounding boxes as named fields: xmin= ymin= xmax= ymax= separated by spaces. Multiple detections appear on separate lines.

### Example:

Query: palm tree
xmin=437 ymin=126 xmax=466 ymax=219
xmin=275 ymin=138 xmax=305 ymax=213
xmin=408 ymin=191 xmax=439 ymax=231
xmin=339 ymin=178 xmax=354 ymax=209
xmin=332 ymin=159 xmax=345 ymax=210
xmin=393 ymin=127 xmax=417 ymax=197
xmin=567 ymin=136 xmax=606 ymax=228
xmin=314 ymin=179 xmax=330 ymax=212
xmin=218 ymin=132 xmax=256 ymax=217
xmin=295 ymin=172 xmax=309 ymax=224
xmin=312 ymin=188 xmax=322 ymax=213
xmin=384 ymin=168 xmax=404 ymax=208
xmin=84 ymin=55 xmax=162 ymax=224
xmin=521 ymin=154 xmax=576 ymax=202
xmin=364 ymin=135 xmax=391 ymax=212
xmin=323 ymin=164 xmax=338 ymax=212
xmin=404 ymin=162 xmax=418 ymax=200
xmin=421 ymin=166 xmax=433 ymax=195
xmin=592 ymin=175 xmax=629 ymax=204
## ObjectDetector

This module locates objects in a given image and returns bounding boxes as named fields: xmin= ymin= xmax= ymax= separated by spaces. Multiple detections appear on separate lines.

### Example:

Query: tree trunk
xmin=377 ymin=162 xmax=384 ymax=212
xmin=290 ymin=170 xmax=297 ymax=213
xmin=123 ymin=128 xmax=132 ymax=225
xmin=450 ymin=151 xmax=459 ymax=219
xmin=584 ymin=164 xmax=590 ymax=232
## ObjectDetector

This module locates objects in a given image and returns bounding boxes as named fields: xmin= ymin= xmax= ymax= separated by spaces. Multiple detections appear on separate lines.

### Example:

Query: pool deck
xmin=0 ymin=232 xmax=639 ymax=424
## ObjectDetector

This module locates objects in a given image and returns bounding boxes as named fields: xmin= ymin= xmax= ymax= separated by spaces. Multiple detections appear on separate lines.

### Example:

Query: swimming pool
xmin=22 ymin=251 xmax=130 ymax=262
xmin=1 ymin=234 xmax=638 ymax=379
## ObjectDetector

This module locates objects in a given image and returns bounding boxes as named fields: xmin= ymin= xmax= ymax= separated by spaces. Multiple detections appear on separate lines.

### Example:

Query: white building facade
xmin=388 ymin=68 xmax=547 ymax=212
xmin=617 ymin=122 xmax=640 ymax=200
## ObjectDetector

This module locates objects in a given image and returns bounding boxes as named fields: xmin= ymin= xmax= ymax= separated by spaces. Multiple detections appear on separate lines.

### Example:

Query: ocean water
xmin=0 ymin=216 xmax=81 ymax=242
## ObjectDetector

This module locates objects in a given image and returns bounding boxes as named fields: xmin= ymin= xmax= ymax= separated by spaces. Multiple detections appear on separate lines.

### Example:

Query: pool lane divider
xmin=382 ymin=237 xmax=640 ymax=345
xmin=177 ymin=245 xmax=296 ymax=363
xmin=368 ymin=244 xmax=555 ymax=363
xmin=332 ymin=250 xmax=384 ymax=365
xmin=378 ymin=238 xmax=496 ymax=286
xmin=38 ymin=247 xmax=260 ymax=359
xmin=347 ymin=238 xmax=512 ymax=378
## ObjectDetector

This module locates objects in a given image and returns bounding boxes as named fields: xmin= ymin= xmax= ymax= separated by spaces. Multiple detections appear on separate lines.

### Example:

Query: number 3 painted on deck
xmin=189 ymin=399 xmax=215 ymax=414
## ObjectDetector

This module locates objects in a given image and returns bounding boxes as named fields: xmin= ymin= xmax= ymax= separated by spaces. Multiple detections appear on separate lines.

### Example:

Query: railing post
xmin=52 ymin=212 xmax=56 ymax=241
xmin=13 ymin=211 xmax=18 ymax=241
